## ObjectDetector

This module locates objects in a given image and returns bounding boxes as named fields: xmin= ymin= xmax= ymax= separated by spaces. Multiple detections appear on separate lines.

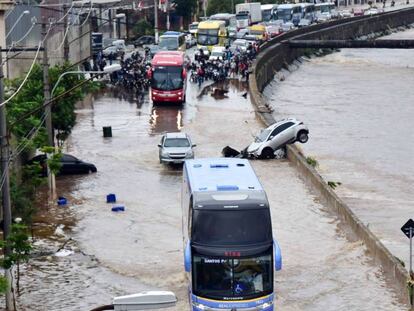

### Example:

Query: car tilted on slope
xmin=247 ymin=118 xmax=309 ymax=159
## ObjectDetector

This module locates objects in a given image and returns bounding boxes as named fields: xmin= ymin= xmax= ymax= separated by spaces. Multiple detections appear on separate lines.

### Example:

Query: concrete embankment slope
xmin=249 ymin=8 xmax=414 ymax=306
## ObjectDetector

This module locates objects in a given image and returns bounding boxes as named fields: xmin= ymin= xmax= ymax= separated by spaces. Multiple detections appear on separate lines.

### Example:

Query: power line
xmin=0 ymin=43 xmax=42 ymax=108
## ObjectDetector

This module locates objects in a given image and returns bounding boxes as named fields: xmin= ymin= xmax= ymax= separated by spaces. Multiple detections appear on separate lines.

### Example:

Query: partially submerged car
xmin=158 ymin=132 xmax=196 ymax=164
xmin=246 ymin=118 xmax=309 ymax=159
xmin=28 ymin=153 xmax=97 ymax=176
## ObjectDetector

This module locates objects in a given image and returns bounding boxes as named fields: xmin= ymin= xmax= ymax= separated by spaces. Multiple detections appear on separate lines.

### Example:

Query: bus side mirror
xmin=184 ymin=240 xmax=191 ymax=272
xmin=182 ymin=69 xmax=187 ymax=79
xmin=274 ymin=239 xmax=282 ymax=271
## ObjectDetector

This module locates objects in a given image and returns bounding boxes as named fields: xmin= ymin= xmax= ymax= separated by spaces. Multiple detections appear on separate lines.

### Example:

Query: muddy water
xmin=264 ymin=28 xmax=414 ymax=272
xmin=14 ymin=75 xmax=405 ymax=310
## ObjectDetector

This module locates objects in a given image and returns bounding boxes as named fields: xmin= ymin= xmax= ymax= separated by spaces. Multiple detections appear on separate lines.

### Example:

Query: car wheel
xmin=260 ymin=147 xmax=275 ymax=159
xmin=297 ymin=131 xmax=309 ymax=143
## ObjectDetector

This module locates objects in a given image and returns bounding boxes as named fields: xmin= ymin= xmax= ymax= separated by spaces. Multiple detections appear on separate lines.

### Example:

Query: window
xmin=192 ymin=209 xmax=272 ymax=245
xmin=164 ymin=138 xmax=190 ymax=147
xmin=192 ymin=252 xmax=273 ymax=300
xmin=269 ymin=122 xmax=294 ymax=138
xmin=152 ymin=66 xmax=184 ymax=91
xmin=62 ymin=155 xmax=77 ymax=162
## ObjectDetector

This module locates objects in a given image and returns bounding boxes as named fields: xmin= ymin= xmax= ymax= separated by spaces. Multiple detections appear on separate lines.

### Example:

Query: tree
xmin=173 ymin=0 xmax=198 ymax=23
xmin=206 ymin=0 xmax=245 ymax=16
xmin=0 ymin=223 xmax=32 ymax=296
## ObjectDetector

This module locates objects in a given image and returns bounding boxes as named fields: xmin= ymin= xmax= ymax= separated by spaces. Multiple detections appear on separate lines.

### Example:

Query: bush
xmin=132 ymin=20 xmax=154 ymax=38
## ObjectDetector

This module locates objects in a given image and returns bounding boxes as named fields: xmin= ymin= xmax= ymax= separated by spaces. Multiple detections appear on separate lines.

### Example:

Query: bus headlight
xmin=259 ymin=301 xmax=274 ymax=309
xmin=192 ymin=302 xmax=208 ymax=310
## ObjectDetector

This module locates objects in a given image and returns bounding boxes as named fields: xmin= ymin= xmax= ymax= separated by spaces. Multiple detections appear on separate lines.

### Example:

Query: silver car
xmin=247 ymin=118 xmax=309 ymax=159
xmin=158 ymin=132 xmax=196 ymax=164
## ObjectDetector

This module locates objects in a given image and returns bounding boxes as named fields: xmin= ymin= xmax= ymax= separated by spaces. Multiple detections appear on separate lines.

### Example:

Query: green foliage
xmin=132 ymin=20 xmax=154 ymax=37
xmin=0 ymin=224 xmax=32 ymax=270
xmin=9 ymin=175 xmax=35 ymax=225
xmin=0 ymin=277 xmax=8 ymax=294
xmin=5 ymin=62 xmax=96 ymax=152
xmin=306 ymin=156 xmax=318 ymax=168
xmin=40 ymin=147 xmax=63 ymax=175
xmin=327 ymin=181 xmax=342 ymax=189
xmin=173 ymin=0 xmax=198 ymax=20
xmin=207 ymin=0 xmax=244 ymax=15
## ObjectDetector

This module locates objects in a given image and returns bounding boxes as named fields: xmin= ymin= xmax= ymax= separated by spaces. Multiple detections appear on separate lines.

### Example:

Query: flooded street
xmin=14 ymin=66 xmax=406 ymax=309
xmin=264 ymin=29 xmax=414 ymax=271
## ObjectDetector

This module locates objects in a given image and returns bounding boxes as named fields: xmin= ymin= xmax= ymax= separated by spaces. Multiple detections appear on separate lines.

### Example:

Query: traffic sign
xmin=401 ymin=219 xmax=414 ymax=239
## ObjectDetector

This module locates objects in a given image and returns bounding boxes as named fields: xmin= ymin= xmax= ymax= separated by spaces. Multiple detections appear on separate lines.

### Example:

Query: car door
xmin=267 ymin=122 xmax=294 ymax=149
xmin=159 ymin=136 xmax=165 ymax=158
xmin=61 ymin=155 xmax=79 ymax=174
xmin=272 ymin=122 xmax=295 ymax=148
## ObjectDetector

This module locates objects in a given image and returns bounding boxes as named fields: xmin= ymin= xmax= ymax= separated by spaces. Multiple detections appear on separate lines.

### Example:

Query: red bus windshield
xmin=152 ymin=66 xmax=183 ymax=91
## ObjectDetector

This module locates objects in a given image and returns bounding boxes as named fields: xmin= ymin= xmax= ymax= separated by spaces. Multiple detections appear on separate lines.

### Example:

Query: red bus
xmin=150 ymin=51 xmax=187 ymax=104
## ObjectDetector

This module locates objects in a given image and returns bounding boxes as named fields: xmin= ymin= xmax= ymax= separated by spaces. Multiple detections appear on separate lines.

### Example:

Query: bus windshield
xmin=159 ymin=37 xmax=178 ymax=50
xmin=236 ymin=13 xmax=249 ymax=20
xmin=262 ymin=10 xmax=272 ymax=22
xmin=192 ymin=209 xmax=272 ymax=245
xmin=152 ymin=66 xmax=183 ymax=91
xmin=193 ymin=253 xmax=273 ymax=300
xmin=320 ymin=5 xmax=330 ymax=13
xmin=197 ymin=29 xmax=219 ymax=45
xmin=277 ymin=9 xmax=292 ymax=21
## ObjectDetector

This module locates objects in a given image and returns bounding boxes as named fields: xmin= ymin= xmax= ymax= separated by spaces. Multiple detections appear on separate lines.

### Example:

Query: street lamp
xmin=90 ymin=291 xmax=177 ymax=311
xmin=51 ymin=64 xmax=121 ymax=97
xmin=6 ymin=10 xmax=30 ymax=39
xmin=47 ymin=63 xmax=121 ymax=198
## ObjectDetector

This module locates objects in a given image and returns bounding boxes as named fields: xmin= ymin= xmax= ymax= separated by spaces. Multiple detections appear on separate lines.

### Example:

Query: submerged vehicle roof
xmin=184 ymin=158 xmax=264 ymax=193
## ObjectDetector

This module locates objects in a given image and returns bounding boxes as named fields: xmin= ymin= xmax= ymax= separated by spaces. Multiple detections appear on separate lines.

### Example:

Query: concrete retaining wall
xmin=249 ymin=8 xmax=414 ymax=306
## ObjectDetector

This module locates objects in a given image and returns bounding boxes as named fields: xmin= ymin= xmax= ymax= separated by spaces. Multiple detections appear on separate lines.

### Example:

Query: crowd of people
xmin=188 ymin=42 xmax=259 ymax=87
xmin=83 ymin=42 xmax=260 ymax=92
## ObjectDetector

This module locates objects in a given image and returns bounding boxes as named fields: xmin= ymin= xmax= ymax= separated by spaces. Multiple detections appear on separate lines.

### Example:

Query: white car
xmin=230 ymin=39 xmax=249 ymax=53
xmin=158 ymin=132 xmax=196 ymax=164
xmin=246 ymin=118 xmax=309 ymax=159
xmin=209 ymin=46 xmax=226 ymax=61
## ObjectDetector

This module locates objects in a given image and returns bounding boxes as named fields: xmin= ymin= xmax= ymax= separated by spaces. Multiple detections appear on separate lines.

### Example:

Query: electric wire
xmin=52 ymin=21 xmax=72 ymax=52
xmin=78 ymin=0 xmax=93 ymax=27
xmin=56 ymin=1 xmax=75 ymax=23
xmin=0 ymin=43 xmax=42 ymax=108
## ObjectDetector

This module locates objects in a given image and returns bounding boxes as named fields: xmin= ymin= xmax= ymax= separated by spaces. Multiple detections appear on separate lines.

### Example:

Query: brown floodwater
xmin=8 ymin=59 xmax=407 ymax=310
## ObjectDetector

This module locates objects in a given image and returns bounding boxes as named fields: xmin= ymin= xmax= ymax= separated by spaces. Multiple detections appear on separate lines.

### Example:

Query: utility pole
xmin=154 ymin=0 xmax=159 ymax=43
xmin=63 ymin=4 xmax=69 ymax=62
xmin=0 ymin=49 xmax=15 ymax=311
xmin=41 ymin=22 xmax=56 ymax=200
xmin=166 ymin=0 xmax=170 ymax=31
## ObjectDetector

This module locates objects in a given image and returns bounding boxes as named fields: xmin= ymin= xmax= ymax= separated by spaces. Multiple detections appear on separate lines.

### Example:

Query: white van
xmin=112 ymin=39 xmax=126 ymax=51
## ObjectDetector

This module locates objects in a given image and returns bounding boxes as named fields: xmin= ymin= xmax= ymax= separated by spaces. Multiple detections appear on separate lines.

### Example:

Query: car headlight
xmin=186 ymin=150 xmax=194 ymax=156
xmin=161 ymin=150 xmax=169 ymax=157
xmin=248 ymin=145 xmax=260 ymax=153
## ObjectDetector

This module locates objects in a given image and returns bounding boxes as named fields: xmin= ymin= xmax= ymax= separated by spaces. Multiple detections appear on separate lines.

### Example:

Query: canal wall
xmin=249 ymin=8 xmax=414 ymax=306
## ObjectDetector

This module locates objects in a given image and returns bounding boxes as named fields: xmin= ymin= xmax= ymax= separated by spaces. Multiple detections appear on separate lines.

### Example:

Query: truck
xmin=235 ymin=2 xmax=262 ymax=29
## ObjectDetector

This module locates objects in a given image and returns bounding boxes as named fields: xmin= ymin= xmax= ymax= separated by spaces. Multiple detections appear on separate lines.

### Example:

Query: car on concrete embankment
xmin=247 ymin=118 xmax=309 ymax=159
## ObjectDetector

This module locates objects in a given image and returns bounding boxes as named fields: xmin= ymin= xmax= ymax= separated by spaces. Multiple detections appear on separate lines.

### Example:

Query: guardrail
xmin=249 ymin=7 xmax=414 ymax=306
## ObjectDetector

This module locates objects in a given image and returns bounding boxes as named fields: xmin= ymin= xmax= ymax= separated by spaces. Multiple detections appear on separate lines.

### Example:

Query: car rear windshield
xmin=192 ymin=209 xmax=272 ymax=246
xmin=164 ymin=138 xmax=190 ymax=147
